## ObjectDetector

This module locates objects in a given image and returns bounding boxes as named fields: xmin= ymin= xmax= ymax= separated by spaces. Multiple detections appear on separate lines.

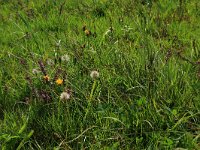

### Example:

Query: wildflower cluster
xmin=22 ymin=39 xmax=100 ymax=104
xmin=24 ymin=53 xmax=72 ymax=103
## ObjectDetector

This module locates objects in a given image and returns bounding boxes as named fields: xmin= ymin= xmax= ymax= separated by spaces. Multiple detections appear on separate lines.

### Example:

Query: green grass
xmin=0 ymin=0 xmax=200 ymax=149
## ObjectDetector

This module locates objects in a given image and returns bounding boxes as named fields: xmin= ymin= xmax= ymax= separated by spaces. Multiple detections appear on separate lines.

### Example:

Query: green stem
xmin=84 ymin=80 xmax=97 ymax=121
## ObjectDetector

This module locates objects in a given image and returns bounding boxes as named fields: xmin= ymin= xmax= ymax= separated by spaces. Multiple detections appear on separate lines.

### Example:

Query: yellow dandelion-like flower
xmin=43 ymin=75 xmax=50 ymax=81
xmin=56 ymin=78 xmax=63 ymax=85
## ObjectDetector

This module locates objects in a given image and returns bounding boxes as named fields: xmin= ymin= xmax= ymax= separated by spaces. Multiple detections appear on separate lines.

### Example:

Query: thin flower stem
xmin=89 ymin=80 xmax=97 ymax=102
xmin=84 ymin=80 xmax=97 ymax=121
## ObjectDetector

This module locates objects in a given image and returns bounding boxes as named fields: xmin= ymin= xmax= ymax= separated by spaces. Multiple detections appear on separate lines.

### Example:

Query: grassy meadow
xmin=0 ymin=0 xmax=200 ymax=149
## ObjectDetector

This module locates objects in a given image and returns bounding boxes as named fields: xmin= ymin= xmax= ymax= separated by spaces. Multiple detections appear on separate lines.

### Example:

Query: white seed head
xmin=47 ymin=59 xmax=54 ymax=66
xmin=61 ymin=54 xmax=70 ymax=62
xmin=60 ymin=91 xmax=70 ymax=101
xmin=90 ymin=70 xmax=99 ymax=79
xmin=32 ymin=68 xmax=40 ymax=74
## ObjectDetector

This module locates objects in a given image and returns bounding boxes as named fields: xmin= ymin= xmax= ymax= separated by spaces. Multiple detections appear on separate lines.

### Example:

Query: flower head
xmin=90 ymin=70 xmax=99 ymax=79
xmin=56 ymin=78 xmax=63 ymax=85
xmin=43 ymin=75 xmax=50 ymax=81
xmin=47 ymin=59 xmax=54 ymax=66
xmin=32 ymin=68 xmax=40 ymax=74
xmin=61 ymin=54 xmax=70 ymax=62
xmin=60 ymin=89 xmax=71 ymax=101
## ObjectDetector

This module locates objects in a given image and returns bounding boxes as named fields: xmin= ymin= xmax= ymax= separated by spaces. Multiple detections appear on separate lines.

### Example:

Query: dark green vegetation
xmin=0 ymin=0 xmax=200 ymax=149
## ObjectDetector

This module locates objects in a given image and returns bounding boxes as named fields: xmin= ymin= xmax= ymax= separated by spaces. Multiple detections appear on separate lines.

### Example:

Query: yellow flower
xmin=56 ymin=78 xmax=63 ymax=85
xmin=43 ymin=75 xmax=50 ymax=81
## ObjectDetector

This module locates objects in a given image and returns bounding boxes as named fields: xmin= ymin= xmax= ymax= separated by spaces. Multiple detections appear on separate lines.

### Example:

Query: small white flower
xmin=47 ymin=59 xmax=54 ymax=66
xmin=56 ymin=40 xmax=61 ymax=47
xmin=90 ymin=70 xmax=99 ymax=79
xmin=32 ymin=68 xmax=40 ymax=74
xmin=61 ymin=54 xmax=70 ymax=62
xmin=60 ymin=91 xmax=71 ymax=101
